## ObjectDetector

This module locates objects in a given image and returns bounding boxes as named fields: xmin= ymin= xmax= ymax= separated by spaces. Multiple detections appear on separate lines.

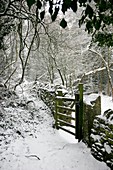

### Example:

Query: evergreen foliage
xmin=0 ymin=0 xmax=113 ymax=47
xmin=26 ymin=0 xmax=113 ymax=47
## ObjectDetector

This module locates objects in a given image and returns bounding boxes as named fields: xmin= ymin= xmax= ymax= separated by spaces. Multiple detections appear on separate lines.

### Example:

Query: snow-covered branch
xmin=73 ymin=66 xmax=106 ymax=84
xmin=89 ymin=48 xmax=113 ymax=100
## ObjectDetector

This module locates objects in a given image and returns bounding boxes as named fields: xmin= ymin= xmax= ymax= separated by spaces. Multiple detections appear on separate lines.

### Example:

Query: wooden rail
xmin=57 ymin=112 xmax=75 ymax=121
xmin=57 ymin=105 xmax=75 ymax=112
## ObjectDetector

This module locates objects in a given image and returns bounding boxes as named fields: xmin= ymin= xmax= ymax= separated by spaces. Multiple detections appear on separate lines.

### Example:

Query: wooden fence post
xmin=75 ymin=93 xmax=79 ymax=139
xmin=78 ymin=83 xmax=83 ymax=141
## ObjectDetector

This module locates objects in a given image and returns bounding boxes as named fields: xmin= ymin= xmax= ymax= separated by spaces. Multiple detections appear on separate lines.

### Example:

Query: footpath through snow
xmin=0 ymin=81 xmax=110 ymax=170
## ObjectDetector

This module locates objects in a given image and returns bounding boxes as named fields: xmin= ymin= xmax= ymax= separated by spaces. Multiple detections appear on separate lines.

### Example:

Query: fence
xmin=55 ymin=84 xmax=83 ymax=141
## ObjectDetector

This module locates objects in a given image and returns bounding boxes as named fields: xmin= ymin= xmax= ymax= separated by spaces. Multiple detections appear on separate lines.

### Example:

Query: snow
xmin=101 ymin=94 xmax=113 ymax=114
xmin=84 ymin=93 xmax=113 ymax=115
xmin=90 ymin=134 xmax=101 ymax=142
xmin=84 ymin=93 xmax=100 ymax=106
xmin=104 ymin=143 xmax=112 ymax=154
xmin=0 ymin=82 xmax=110 ymax=170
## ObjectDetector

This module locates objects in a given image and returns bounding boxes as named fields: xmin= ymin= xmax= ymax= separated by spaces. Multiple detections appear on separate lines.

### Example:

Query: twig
xmin=25 ymin=155 xmax=40 ymax=160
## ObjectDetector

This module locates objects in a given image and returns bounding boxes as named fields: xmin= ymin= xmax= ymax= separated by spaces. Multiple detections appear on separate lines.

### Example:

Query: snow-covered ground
xmin=0 ymin=81 xmax=111 ymax=170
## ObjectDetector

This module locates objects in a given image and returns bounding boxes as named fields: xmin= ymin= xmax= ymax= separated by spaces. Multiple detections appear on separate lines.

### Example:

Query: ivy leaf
xmin=85 ymin=4 xmax=94 ymax=19
xmin=37 ymin=0 xmax=42 ymax=9
xmin=79 ymin=0 xmax=88 ymax=6
xmin=94 ymin=32 xmax=113 ymax=47
xmin=94 ymin=19 xmax=101 ymax=30
xmin=60 ymin=18 xmax=67 ymax=28
xmin=49 ymin=1 xmax=53 ymax=15
xmin=62 ymin=3 xmax=68 ymax=14
xmin=51 ymin=7 xmax=59 ymax=22
xmin=40 ymin=10 xmax=45 ymax=21
xmin=62 ymin=0 xmax=71 ymax=14
xmin=71 ymin=0 xmax=77 ymax=12
xmin=86 ymin=20 xmax=93 ymax=33
xmin=99 ymin=0 xmax=107 ymax=12
xmin=26 ymin=0 xmax=35 ymax=10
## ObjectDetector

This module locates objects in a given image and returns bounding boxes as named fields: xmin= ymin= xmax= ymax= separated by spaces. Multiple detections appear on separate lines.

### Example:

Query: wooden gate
xmin=55 ymin=84 xmax=83 ymax=141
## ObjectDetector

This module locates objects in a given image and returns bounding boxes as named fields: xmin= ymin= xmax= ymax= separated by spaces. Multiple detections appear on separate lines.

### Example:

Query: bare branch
xmin=89 ymin=48 xmax=113 ymax=100
xmin=89 ymin=49 xmax=113 ymax=89
xmin=0 ymin=0 xmax=10 ymax=16
xmin=0 ymin=61 xmax=16 ymax=75
xmin=4 ymin=67 xmax=17 ymax=86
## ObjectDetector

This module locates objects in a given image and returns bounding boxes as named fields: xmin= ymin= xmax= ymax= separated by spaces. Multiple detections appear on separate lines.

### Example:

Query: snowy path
xmin=0 ymin=82 xmax=110 ymax=170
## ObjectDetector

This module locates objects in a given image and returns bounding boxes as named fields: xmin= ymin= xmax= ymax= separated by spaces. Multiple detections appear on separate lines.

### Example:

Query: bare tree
xmin=89 ymin=48 xmax=113 ymax=99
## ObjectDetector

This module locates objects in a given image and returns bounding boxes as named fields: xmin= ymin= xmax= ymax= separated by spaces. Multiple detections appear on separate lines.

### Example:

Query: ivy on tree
xmin=25 ymin=0 xmax=113 ymax=47
xmin=1 ymin=0 xmax=113 ymax=47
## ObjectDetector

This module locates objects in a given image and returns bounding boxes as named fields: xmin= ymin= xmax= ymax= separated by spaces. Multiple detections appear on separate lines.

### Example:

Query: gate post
xmin=75 ymin=93 xmax=79 ymax=139
xmin=78 ymin=83 xmax=83 ymax=141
